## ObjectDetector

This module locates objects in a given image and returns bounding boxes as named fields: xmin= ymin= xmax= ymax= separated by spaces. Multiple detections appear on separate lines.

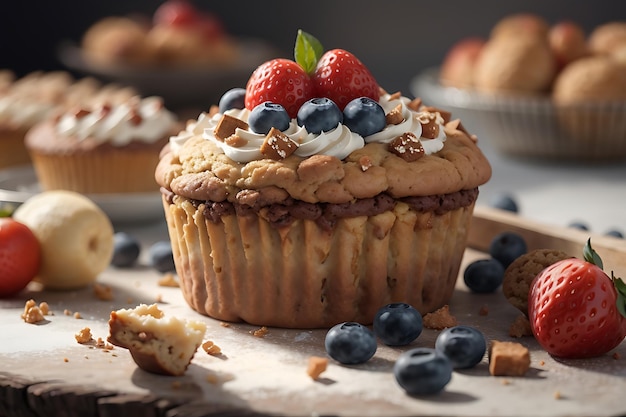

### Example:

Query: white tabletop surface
xmin=474 ymin=139 xmax=626 ymax=236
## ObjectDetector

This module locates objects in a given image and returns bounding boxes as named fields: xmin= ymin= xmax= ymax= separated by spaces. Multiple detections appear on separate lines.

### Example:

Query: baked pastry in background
xmin=588 ymin=21 xmax=626 ymax=56
xmin=553 ymin=55 xmax=626 ymax=104
xmin=0 ymin=71 xmax=136 ymax=169
xmin=490 ymin=13 xmax=550 ymax=39
xmin=439 ymin=38 xmax=485 ymax=88
xmin=473 ymin=34 xmax=556 ymax=94
xmin=26 ymin=95 xmax=179 ymax=194
xmin=81 ymin=0 xmax=238 ymax=69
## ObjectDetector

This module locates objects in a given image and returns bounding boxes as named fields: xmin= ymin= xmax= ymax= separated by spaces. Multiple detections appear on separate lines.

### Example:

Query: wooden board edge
xmin=469 ymin=206 xmax=626 ymax=272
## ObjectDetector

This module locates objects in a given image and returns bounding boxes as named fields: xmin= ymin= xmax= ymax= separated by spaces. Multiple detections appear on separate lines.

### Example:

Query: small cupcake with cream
xmin=26 ymin=95 xmax=179 ymax=194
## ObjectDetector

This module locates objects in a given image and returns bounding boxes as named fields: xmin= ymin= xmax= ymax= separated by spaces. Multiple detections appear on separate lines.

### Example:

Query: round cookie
xmin=502 ymin=249 xmax=571 ymax=315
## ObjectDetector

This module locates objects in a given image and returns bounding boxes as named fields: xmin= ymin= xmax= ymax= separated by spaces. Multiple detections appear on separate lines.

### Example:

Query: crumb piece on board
xmin=479 ymin=305 xmax=489 ymax=316
xmin=21 ymin=299 xmax=46 ymax=324
xmin=423 ymin=305 xmax=458 ymax=330
xmin=489 ymin=340 xmax=531 ymax=376
xmin=202 ymin=340 xmax=222 ymax=355
xmin=75 ymin=327 xmax=93 ymax=344
xmin=307 ymin=356 xmax=328 ymax=380
xmin=94 ymin=283 xmax=114 ymax=301
xmin=73 ymin=312 xmax=83 ymax=319
xmin=158 ymin=273 xmax=179 ymax=287
xmin=251 ymin=326 xmax=269 ymax=337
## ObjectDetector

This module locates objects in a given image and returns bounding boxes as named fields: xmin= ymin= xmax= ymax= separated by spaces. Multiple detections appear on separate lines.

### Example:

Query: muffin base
xmin=29 ymin=147 xmax=163 ymax=194
xmin=0 ymin=126 xmax=31 ymax=169
xmin=163 ymin=194 xmax=476 ymax=328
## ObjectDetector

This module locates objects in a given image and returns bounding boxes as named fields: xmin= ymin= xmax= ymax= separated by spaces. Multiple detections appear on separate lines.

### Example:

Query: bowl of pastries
xmin=59 ymin=0 xmax=278 ymax=112
xmin=411 ymin=14 xmax=626 ymax=162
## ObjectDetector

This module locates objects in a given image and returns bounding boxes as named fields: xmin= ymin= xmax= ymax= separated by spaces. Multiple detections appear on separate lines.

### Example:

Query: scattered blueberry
xmin=218 ymin=88 xmax=246 ymax=113
xmin=342 ymin=97 xmax=387 ymax=137
xmin=463 ymin=259 xmax=505 ymax=293
xmin=393 ymin=348 xmax=452 ymax=395
xmin=488 ymin=232 xmax=527 ymax=268
xmin=489 ymin=193 xmax=519 ymax=213
xmin=568 ymin=221 xmax=589 ymax=231
xmin=605 ymin=229 xmax=624 ymax=239
xmin=435 ymin=325 xmax=487 ymax=369
xmin=111 ymin=232 xmax=141 ymax=268
xmin=325 ymin=322 xmax=377 ymax=365
xmin=248 ymin=102 xmax=290 ymax=134
xmin=373 ymin=303 xmax=422 ymax=346
xmin=148 ymin=241 xmax=176 ymax=273
xmin=297 ymin=97 xmax=343 ymax=134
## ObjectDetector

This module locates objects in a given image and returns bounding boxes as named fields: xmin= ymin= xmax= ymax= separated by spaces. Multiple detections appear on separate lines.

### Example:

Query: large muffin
xmin=155 ymin=34 xmax=491 ymax=328
xmin=26 ymin=96 xmax=179 ymax=194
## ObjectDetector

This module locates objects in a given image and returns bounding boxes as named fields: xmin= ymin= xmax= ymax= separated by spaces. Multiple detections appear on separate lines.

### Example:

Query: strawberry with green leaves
xmin=244 ymin=30 xmax=380 ymax=118
xmin=528 ymin=239 xmax=626 ymax=358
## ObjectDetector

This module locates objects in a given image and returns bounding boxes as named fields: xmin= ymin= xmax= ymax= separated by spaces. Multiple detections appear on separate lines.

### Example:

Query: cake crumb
xmin=95 ymin=337 xmax=105 ymax=348
xmin=158 ymin=273 xmax=179 ymax=287
xmin=75 ymin=327 xmax=93 ymax=344
xmin=554 ymin=391 xmax=563 ymax=400
xmin=171 ymin=380 xmax=182 ymax=390
xmin=489 ymin=340 xmax=530 ymax=376
xmin=539 ymin=360 xmax=546 ymax=366
xmin=94 ymin=283 xmax=114 ymax=301
xmin=220 ymin=322 xmax=231 ymax=328
xmin=39 ymin=302 xmax=50 ymax=315
xmin=63 ymin=358 xmax=69 ymax=363
xmin=509 ymin=315 xmax=533 ymax=338
xmin=206 ymin=374 xmax=220 ymax=384
xmin=500 ymin=379 xmax=511 ymax=385
xmin=202 ymin=340 xmax=222 ymax=355
xmin=307 ymin=356 xmax=328 ymax=380
xmin=73 ymin=312 xmax=83 ymax=320
xmin=64 ymin=309 xmax=72 ymax=316
xmin=155 ymin=294 xmax=163 ymax=303
xmin=613 ymin=352 xmax=621 ymax=360
xmin=423 ymin=305 xmax=457 ymax=330
xmin=21 ymin=299 xmax=46 ymax=324
xmin=251 ymin=326 xmax=269 ymax=337
xmin=478 ymin=305 xmax=489 ymax=316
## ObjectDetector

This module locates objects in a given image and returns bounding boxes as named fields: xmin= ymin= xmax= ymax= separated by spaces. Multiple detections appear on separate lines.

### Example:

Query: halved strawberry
xmin=313 ymin=49 xmax=380 ymax=110
xmin=528 ymin=239 xmax=626 ymax=358
xmin=245 ymin=58 xmax=315 ymax=119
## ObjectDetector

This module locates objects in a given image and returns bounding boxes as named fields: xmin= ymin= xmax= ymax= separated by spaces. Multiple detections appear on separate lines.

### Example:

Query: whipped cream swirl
xmin=170 ymin=93 xmax=447 ymax=163
xmin=55 ymin=96 xmax=177 ymax=146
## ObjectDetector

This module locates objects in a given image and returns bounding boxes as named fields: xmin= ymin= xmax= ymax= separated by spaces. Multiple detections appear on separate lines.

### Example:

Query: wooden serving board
xmin=1 ymin=206 xmax=626 ymax=417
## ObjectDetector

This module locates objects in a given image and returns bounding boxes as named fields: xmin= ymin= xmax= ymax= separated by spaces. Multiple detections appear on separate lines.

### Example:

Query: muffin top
xmin=156 ymin=92 xmax=491 ymax=205
xmin=157 ymin=31 xmax=491 ymax=205
xmin=26 ymin=96 xmax=180 ymax=153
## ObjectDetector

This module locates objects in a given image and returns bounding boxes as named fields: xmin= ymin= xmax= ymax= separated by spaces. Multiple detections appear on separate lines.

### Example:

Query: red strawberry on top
xmin=245 ymin=58 xmax=316 ymax=119
xmin=313 ymin=49 xmax=380 ymax=110
xmin=528 ymin=239 xmax=626 ymax=359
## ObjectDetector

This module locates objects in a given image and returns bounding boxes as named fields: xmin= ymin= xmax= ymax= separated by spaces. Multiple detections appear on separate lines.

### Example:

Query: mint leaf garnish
xmin=582 ymin=238 xmax=603 ymax=269
xmin=294 ymin=29 xmax=323 ymax=75
xmin=613 ymin=274 xmax=626 ymax=319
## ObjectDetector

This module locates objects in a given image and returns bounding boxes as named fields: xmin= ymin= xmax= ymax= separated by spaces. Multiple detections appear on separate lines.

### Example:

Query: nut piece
xmin=307 ymin=356 xmax=328 ymax=380
xmin=260 ymin=127 xmax=298 ymax=160
xmin=417 ymin=111 xmax=444 ymax=139
xmin=489 ymin=340 xmax=530 ymax=376
xmin=385 ymin=104 xmax=404 ymax=125
xmin=388 ymin=132 xmax=425 ymax=162
xmin=423 ymin=305 xmax=457 ymax=330
xmin=214 ymin=114 xmax=248 ymax=141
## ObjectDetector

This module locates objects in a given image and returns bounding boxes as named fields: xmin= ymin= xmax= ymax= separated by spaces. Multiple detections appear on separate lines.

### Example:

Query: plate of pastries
xmin=411 ymin=14 xmax=626 ymax=162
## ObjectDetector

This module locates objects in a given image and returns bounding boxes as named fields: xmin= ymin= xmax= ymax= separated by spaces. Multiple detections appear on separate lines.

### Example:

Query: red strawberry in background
xmin=313 ymin=49 xmax=380 ymax=110
xmin=528 ymin=239 xmax=626 ymax=359
xmin=245 ymin=58 xmax=316 ymax=119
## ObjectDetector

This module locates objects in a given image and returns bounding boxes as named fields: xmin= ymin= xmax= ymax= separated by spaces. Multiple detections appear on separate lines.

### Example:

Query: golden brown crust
xmin=553 ymin=56 xmax=626 ymax=103
xmin=502 ymin=249 xmax=571 ymax=315
xmin=588 ymin=22 xmax=626 ymax=56
xmin=155 ymin=121 xmax=491 ymax=205
xmin=474 ymin=35 xmax=556 ymax=94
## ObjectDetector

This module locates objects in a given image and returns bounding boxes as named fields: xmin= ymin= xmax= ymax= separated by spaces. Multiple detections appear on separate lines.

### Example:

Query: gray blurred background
xmin=1 ymin=1 xmax=624 ymax=101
